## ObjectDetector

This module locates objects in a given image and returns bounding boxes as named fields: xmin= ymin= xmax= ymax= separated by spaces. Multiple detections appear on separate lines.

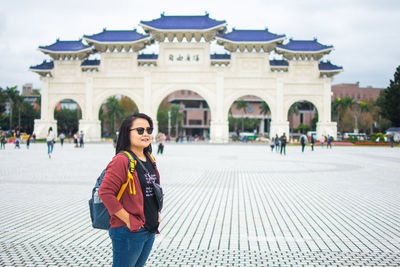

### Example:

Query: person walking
xmin=274 ymin=134 xmax=280 ymax=153
xmin=46 ymin=127 xmax=56 ymax=158
xmin=15 ymin=130 xmax=21 ymax=149
xmin=1 ymin=133 xmax=6 ymax=150
xmin=156 ymin=132 xmax=166 ymax=155
xmin=269 ymin=137 xmax=275 ymax=152
xmin=300 ymin=133 xmax=307 ymax=153
xmin=79 ymin=131 xmax=84 ymax=148
xmin=73 ymin=133 xmax=79 ymax=148
xmin=310 ymin=134 xmax=315 ymax=151
xmin=59 ymin=132 xmax=65 ymax=146
xmin=327 ymin=135 xmax=333 ymax=149
xmin=389 ymin=135 xmax=394 ymax=148
xmin=99 ymin=113 xmax=161 ymax=267
xmin=280 ymin=133 xmax=287 ymax=155
xmin=26 ymin=134 xmax=31 ymax=149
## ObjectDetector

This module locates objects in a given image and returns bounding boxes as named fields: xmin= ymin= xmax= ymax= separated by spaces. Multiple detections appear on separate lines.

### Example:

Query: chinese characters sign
xmin=168 ymin=53 xmax=200 ymax=63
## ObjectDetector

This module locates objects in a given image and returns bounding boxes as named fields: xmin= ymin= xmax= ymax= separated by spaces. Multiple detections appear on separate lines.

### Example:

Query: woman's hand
xmin=158 ymin=212 xmax=161 ymax=223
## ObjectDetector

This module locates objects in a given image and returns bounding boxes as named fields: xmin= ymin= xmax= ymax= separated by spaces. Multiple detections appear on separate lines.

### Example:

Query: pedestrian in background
xmin=79 ymin=131 xmax=84 ymax=148
xmin=274 ymin=134 xmax=280 ymax=153
xmin=270 ymin=137 xmax=275 ymax=152
xmin=280 ymin=133 xmax=287 ymax=155
xmin=73 ymin=133 xmax=78 ymax=147
xmin=327 ymin=135 xmax=333 ymax=149
xmin=310 ymin=135 xmax=315 ymax=151
xmin=59 ymin=132 xmax=65 ymax=146
xmin=15 ymin=130 xmax=21 ymax=149
xmin=26 ymin=134 xmax=31 ymax=149
xmin=389 ymin=135 xmax=394 ymax=148
xmin=1 ymin=133 xmax=6 ymax=150
xmin=157 ymin=132 xmax=166 ymax=155
xmin=300 ymin=133 xmax=307 ymax=153
xmin=46 ymin=127 xmax=56 ymax=158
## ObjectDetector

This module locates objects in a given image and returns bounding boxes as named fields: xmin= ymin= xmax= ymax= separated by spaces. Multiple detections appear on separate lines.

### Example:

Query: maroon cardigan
xmin=99 ymin=152 xmax=160 ymax=231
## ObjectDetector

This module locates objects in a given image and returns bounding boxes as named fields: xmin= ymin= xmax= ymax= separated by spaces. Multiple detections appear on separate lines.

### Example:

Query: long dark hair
xmin=115 ymin=113 xmax=153 ymax=155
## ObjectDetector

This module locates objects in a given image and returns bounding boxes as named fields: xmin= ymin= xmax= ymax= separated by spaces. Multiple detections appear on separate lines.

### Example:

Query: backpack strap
xmin=146 ymin=152 xmax=156 ymax=166
xmin=116 ymin=151 xmax=137 ymax=200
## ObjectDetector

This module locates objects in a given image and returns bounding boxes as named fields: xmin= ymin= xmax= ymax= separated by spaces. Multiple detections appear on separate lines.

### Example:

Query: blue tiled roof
xmin=81 ymin=59 xmax=100 ymax=66
xmin=217 ymin=29 xmax=285 ymax=42
xmin=30 ymin=60 xmax=54 ymax=70
xmin=210 ymin=53 xmax=230 ymax=60
xmin=138 ymin=54 xmax=158 ymax=60
xmin=270 ymin=59 xmax=289 ymax=66
xmin=319 ymin=61 xmax=342 ymax=71
xmin=84 ymin=29 xmax=150 ymax=42
xmin=141 ymin=14 xmax=226 ymax=30
xmin=277 ymin=39 xmax=333 ymax=51
xmin=39 ymin=39 xmax=91 ymax=51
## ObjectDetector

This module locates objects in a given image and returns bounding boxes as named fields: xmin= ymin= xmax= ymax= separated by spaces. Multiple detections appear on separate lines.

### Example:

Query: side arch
xmin=93 ymin=89 xmax=144 ymax=120
xmin=223 ymin=90 xmax=275 ymax=121
xmin=49 ymin=95 xmax=85 ymax=120
xmin=151 ymin=84 xmax=216 ymax=122
xmin=284 ymin=96 xmax=322 ymax=120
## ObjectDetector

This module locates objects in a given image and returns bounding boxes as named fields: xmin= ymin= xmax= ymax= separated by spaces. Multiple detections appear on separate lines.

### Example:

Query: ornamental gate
xmin=31 ymin=14 xmax=342 ymax=142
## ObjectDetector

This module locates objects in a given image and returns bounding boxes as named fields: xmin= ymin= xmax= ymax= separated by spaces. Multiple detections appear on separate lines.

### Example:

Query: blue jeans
xmin=109 ymin=226 xmax=155 ymax=267
xmin=47 ymin=141 xmax=54 ymax=154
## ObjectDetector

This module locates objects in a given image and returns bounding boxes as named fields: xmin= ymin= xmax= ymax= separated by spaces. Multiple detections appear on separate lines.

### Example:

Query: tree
xmin=4 ymin=86 xmax=19 ymax=130
xmin=235 ymin=98 xmax=248 ymax=132
xmin=170 ymin=104 xmax=184 ymax=136
xmin=377 ymin=65 xmax=400 ymax=127
xmin=103 ymin=96 xmax=125 ymax=136
xmin=331 ymin=96 xmax=355 ymax=132
xmin=157 ymin=100 xmax=169 ymax=134
xmin=259 ymin=101 xmax=270 ymax=116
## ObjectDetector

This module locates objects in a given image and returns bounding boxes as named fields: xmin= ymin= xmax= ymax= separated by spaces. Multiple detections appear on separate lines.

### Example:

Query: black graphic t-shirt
xmin=136 ymin=157 xmax=160 ymax=232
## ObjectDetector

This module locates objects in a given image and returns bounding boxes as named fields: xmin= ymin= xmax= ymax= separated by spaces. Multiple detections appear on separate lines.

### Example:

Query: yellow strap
xmin=147 ymin=152 xmax=156 ymax=164
xmin=116 ymin=151 xmax=137 ymax=199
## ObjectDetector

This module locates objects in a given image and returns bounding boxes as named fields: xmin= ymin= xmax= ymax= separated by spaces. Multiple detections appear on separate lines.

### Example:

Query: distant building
xmin=331 ymin=83 xmax=384 ymax=101
xmin=21 ymin=83 xmax=40 ymax=110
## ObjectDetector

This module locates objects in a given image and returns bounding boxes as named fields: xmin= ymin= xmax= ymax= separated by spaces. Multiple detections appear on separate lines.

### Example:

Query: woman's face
xmin=129 ymin=118 xmax=152 ymax=150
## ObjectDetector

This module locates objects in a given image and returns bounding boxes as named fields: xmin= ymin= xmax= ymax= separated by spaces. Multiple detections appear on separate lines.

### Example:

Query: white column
xmin=270 ymin=78 xmax=289 ymax=137
xmin=259 ymin=118 xmax=265 ymax=135
xmin=41 ymin=78 xmax=49 ymax=120
xmin=210 ymin=73 xmax=228 ymax=143
xmin=78 ymin=77 xmax=101 ymax=141
xmin=33 ymin=77 xmax=57 ymax=138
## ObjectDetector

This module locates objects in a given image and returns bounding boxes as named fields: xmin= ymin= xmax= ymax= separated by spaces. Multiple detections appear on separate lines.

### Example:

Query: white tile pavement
xmin=0 ymin=142 xmax=399 ymax=266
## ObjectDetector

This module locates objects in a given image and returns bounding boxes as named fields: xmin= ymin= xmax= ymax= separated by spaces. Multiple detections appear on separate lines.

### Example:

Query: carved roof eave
xmin=140 ymin=23 xmax=226 ymax=42
xmin=38 ymin=47 xmax=93 ymax=60
xmin=82 ymin=37 xmax=152 ymax=52
xmin=275 ymin=47 xmax=333 ymax=60
xmin=216 ymin=37 xmax=285 ymax=52
xmin=319 ymin=69 xmax=343 ymax=77
xmin=29 ymin=68 xmax=53 ymax=77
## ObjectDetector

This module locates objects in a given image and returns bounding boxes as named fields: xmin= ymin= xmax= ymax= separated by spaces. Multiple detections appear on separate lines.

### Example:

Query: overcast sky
xmin=0 ymin=0 xmax=399 ymax=90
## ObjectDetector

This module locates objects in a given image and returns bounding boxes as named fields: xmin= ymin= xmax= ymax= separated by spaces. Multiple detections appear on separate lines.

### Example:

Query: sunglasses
xmin=129 ymin=127 xmax=153 ymax=135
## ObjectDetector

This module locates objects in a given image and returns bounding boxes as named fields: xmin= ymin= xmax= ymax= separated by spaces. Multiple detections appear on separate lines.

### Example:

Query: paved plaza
xmin=0 ymin=142 xmax=399 ymax=266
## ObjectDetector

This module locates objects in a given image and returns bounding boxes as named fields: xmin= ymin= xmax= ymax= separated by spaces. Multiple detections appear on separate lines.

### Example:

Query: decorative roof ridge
xmin=39 ymin=39 xmax=92 ymax=51
xmin=30 ymin=60 xmax=54 ymax=69
xmin=319 ymin=60 xmax=343 ymax=70
xmin=140 ymin=13 xmax=226 ymax=30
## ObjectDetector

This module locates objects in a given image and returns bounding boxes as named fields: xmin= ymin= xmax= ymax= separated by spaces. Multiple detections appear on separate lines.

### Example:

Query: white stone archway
xmin=31 ymin=15 xmax=341 ymax=142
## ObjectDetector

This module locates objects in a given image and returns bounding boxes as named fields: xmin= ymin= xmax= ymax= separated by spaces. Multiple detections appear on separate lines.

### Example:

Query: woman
xmin=99 ymin=113 xmax=161 ymax=267
xmin=46 ymin=127 xmax=55 ymax=158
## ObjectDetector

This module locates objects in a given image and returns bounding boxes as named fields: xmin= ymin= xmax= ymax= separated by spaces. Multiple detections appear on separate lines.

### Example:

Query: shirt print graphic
xmin=144 ymin=172 xmax=157 ymax=197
